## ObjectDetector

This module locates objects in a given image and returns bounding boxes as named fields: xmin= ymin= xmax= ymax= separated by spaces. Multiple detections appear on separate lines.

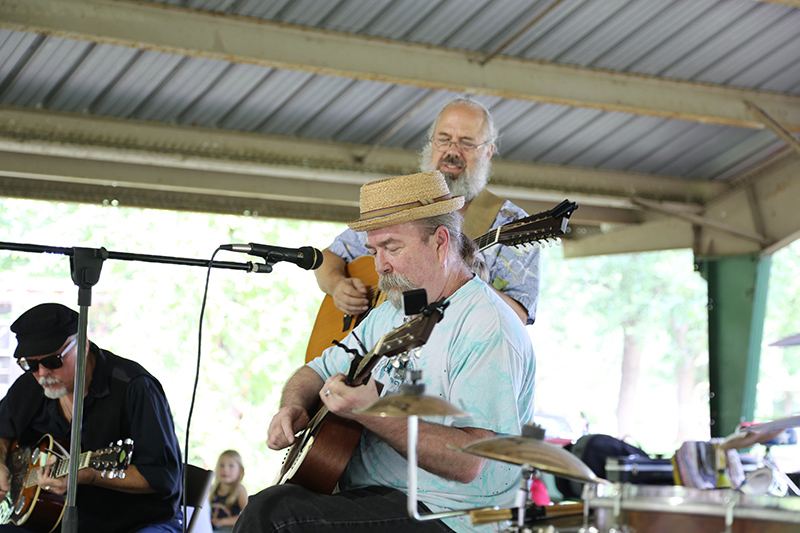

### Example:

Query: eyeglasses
xmin=430 ymin=137 xmax=490 ymax=153
xmin=17 ymin=338 xmax=77 ymax=373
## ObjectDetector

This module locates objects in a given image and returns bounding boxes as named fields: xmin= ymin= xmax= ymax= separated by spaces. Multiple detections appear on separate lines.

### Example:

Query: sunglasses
xmin=17 ymin=338 xmax=77 ymax=373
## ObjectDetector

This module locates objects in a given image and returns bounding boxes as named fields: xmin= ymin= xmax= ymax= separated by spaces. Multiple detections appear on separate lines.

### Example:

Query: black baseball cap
xmin=11 ymin=303 xmax=79 ymax=358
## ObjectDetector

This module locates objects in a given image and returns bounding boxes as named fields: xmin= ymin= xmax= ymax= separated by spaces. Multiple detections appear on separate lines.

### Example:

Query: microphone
xmin=221 ymin=243 xmax=323 ymax=270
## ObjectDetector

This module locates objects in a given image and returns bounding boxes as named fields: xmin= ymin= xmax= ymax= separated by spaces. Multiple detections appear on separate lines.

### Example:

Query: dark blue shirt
xmin=0 ymin=345 xmax=182 ymax=533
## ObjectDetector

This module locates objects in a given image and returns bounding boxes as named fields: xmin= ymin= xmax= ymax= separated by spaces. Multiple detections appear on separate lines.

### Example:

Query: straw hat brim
xmin=348 ymin=196 xmax=464 ymax=232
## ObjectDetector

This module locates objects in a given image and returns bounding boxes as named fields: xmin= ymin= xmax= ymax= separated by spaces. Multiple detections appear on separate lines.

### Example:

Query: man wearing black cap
xmin=0 ymin=303 xmax=183 ymax=533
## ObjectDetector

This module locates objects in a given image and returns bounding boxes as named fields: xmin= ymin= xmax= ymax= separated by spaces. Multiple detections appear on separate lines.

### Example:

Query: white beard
xmin=419 ymin=145 xmax=491 ymax=202
xmin=39 ymin=376 xmax=68 ymax=399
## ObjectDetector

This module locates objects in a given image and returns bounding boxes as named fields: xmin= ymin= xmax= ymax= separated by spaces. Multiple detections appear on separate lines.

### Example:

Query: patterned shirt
xmin=328 ymin=200 xmax=540 ymax=324
xmin=307 ymin=277 xmax=536 ymax=533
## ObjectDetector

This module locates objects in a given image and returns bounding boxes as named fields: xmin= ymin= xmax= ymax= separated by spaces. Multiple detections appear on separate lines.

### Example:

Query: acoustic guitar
xmin=0 ymin=434 xmax=134 ymax=533
xmin=304 ymin=199 xmax=579 ymax=363
xmin=276 ymin=299 xmax=448 ymax=494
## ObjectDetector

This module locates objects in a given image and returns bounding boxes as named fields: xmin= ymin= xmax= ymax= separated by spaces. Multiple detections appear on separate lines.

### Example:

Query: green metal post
xmin=697 ymin=254 xmax=771 ymax=438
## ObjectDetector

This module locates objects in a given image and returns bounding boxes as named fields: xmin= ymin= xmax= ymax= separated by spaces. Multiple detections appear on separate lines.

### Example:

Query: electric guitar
xmin=276 ymin=299 xmax=448 ymax=494
xmin=304 ymin=199 xmax=578 ymax=363
xmin=0 ymin=434 xmax=134 ymax=533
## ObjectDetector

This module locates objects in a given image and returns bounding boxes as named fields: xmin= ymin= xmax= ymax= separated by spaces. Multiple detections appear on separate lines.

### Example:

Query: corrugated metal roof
xmin=0 ymin=0 xmax=798 ymax=208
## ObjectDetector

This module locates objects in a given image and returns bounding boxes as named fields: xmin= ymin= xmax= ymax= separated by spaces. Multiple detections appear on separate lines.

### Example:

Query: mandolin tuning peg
xmin=118 ymin=471 xmax=126 ymax=479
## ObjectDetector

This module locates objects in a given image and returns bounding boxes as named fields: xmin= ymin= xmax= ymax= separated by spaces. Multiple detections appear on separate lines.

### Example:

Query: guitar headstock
xmin=348 ymin=298 xmax=447 ymax=386
xmin=89 ymin=439 xmax=134 ymax=478
xmin=485 ymin=200 xmax=579 ymax=250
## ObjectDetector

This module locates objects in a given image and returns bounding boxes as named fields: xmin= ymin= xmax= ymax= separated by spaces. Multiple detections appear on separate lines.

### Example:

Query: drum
xmin=583 ymin=483 xmax=800 ymax=533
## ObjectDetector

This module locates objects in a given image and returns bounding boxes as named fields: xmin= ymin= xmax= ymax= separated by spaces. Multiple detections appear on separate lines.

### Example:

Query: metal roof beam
xmin=0 ymin=106 xmax=717 ymax=220
xmin=1 ymin=0 xmax=799 ymax=132
xmin=566 ymin=154 xmax=800 ymax=257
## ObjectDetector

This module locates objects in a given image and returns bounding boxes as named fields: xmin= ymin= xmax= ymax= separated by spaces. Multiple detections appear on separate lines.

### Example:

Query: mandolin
xmin=304 ymin=199 xmax=578 ymax=363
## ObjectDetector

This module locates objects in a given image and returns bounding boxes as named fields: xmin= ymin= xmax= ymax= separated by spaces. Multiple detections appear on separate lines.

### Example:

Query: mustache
xmin=378 ymin=273 xmax=415 ymax=293
xmin=38 ymin=376 xmax=62 ymax=386
xmin=440 ymin=154 xmax=465 ymax=167
xmin=379 ymin=273 xmax=416 ymax=309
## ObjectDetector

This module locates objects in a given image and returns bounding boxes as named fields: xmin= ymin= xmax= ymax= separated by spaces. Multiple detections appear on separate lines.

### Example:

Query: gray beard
xmin=419 ymin=145 xmax=491 ymax=202
xmin=378 ymin=273 xmax=417 ymax=309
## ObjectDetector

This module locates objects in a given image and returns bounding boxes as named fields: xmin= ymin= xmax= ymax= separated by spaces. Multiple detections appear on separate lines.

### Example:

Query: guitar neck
xmin=473 ymin=200 xmax=578 ymax=251
xmin=26 ymin=451 xmax=93 ymax=487
xmin=53 ymin=451 xmax=93 ymax=478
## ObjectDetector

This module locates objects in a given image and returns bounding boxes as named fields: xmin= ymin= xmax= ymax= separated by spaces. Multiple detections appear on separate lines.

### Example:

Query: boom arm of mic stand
xmin=0 ymin=240 xmax=269 ymax=273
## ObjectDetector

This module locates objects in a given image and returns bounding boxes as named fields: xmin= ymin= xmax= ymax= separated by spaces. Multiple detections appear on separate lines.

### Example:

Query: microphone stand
xmin=0 ymin=240 xmax=275 ymax=533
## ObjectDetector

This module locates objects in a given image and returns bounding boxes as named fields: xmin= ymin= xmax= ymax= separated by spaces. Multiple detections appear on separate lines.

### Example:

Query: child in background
xmin=209 ymin=450 xmax=248 ymax=530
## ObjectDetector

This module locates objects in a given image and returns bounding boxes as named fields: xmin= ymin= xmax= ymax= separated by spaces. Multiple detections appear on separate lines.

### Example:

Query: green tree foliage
xmin=533 ymin=246 xmax=710 ymax=453
xmin=759 ymin=241 xmax=800 ymax=420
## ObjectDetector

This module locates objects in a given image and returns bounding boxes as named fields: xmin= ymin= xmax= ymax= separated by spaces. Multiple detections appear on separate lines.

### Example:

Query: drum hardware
xmin=583 ymin=482 xmax=800 ymax=533
xmin=357 ymin=370 xmax=486 ymax=523
xmin=358 ymin=377 xmax=608 ymax=530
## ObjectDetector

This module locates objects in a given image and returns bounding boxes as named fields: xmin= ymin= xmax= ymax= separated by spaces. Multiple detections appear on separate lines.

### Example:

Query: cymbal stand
xmin=406 ymin=413 xmax=485 ymax=521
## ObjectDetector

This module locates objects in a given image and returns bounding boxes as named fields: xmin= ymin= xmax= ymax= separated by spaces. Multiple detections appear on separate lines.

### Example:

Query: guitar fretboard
xmin=25 ymin=451 xmax=92 ymax=489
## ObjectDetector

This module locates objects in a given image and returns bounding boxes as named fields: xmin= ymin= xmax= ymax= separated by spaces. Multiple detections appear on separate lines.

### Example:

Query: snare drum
xmin=583 ymin=483 xmax=800 ymax=533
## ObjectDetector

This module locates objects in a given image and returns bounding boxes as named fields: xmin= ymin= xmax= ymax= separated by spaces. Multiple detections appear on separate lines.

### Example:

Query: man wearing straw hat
xmin=314 ymin=98 xmax=539 ymax=326
xmin=235 ymin=172 xmax=535 ymax=533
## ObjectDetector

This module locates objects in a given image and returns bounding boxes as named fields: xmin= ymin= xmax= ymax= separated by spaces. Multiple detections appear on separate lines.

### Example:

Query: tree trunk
xmin=617 ymin=327 xmax=642 ymax=440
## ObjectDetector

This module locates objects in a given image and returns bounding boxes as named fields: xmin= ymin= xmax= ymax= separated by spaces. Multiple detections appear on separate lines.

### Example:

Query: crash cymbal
xmin=770 ymin=333 xmax=800 ymax=347
xmin=721 ymin=415 xmax=800 ymax=450
xmin=451 ymin=425 xmax=606 ymax=484
xmin=355 ymin=394 xmax=468 ymax=417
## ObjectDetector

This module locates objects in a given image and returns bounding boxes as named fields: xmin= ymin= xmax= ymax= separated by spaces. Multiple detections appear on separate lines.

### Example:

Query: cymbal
xmin=354 ymin=370 xmax=469 ymax=417
xmin=354 ymin=394 xmax=468 ymax=417
xmin=770 ymin=333 xmax=800 ymax=347
xmin=721 ymin=415 xmax=800 ymax=450
xmin=451 ymin=434 xmax=605 ymax=484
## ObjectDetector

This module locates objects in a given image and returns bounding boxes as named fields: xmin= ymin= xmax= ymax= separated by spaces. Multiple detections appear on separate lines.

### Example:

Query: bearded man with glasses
xmin=314 ymin=97 xmax=540 ymax=330
xmin=0 ymin=303 xmax=183 ymax=533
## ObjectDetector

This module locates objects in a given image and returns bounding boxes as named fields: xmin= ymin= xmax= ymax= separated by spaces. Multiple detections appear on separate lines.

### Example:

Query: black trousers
xmin=232 ymin=484 xmax=455 ymax=533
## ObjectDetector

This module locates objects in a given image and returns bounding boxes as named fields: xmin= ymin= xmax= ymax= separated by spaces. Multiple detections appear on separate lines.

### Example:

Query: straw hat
xmin=348 ymin=171 xmax=465 ymax=232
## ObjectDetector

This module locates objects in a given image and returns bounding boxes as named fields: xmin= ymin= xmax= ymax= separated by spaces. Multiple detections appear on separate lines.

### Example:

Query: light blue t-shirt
xmin=307 ymin=277 xmax=536 ymax=533
xmin=328 ymin=200 xmax=541 ymax=325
